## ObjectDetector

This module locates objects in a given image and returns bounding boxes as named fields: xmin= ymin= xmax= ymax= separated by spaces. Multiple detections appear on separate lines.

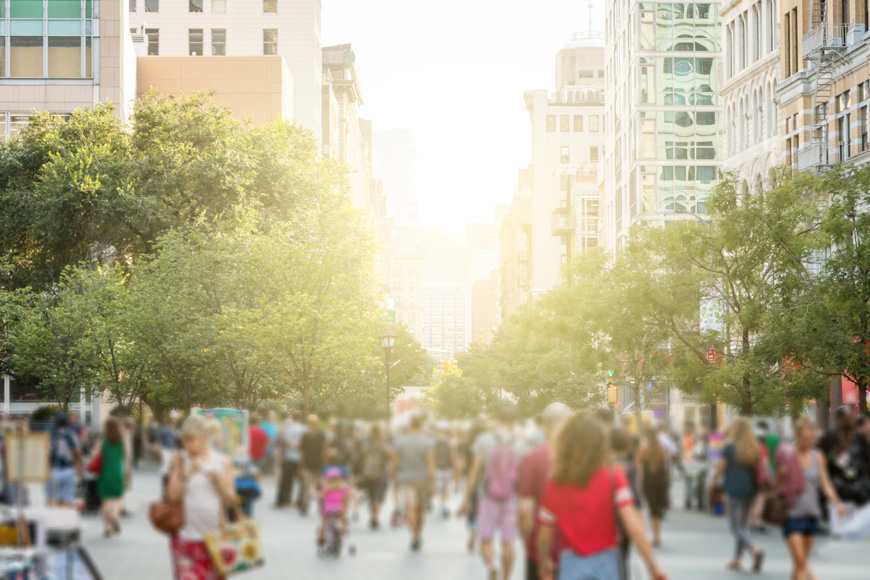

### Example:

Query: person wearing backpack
xmin=361 ymin=423 xmax=395 ymax=530
xmin=434 ymin=422 xmax=455 ymax=518
xmin=461 ymin=406 xmax=526 ymax=580
xmin=47 ymin=412 xmax=83 ymax=508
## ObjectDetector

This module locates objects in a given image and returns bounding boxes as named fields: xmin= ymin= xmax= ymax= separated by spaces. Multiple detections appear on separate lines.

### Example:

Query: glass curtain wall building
xmin=603 ymin=0 xmax=723 ymax=251
xmin=0 ymin=0 xmax=95 ymax=79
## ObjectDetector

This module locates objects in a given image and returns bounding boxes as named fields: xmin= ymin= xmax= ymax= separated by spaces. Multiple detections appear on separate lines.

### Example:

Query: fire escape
xmin=798 ymin=0 xmax=849 ymax=171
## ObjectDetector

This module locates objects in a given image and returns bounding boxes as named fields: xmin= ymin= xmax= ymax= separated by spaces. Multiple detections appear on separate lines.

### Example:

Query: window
xmin=48 ymin=37 xmax=82 ymax=78
xmin=130 ymin=0 xmax=136 ymax=11
xmin=590 ymin=146 xmax=599 ymax=162
xmin=560 ymin=115 xmax=569 ymax=132
xmin=578 ymin=69 xmax=594 ymax=78
xmin=212 ymin=0 xmax=226 ymax=12
xmin=263 ymin=29 xmax=278 ymax=55
xmin=0 ymin=41 xmax=4 ymax=77
xmin=10 ymin=37 xmax=43 ymax=77
xmin=263 ymin=0 xmax=276 ymax=12
xmin=546 ymin=115 xmax=556 ymax=132
xmin=189 ymin=0 xmax=202 ymax=11
xmin=589 ymin=115 xmax=599 ymax=132
xmin=189 ymin=29 xmax=203 ymax=56
xmin=598 ymin=70 xmax=604 ymax=78
xmin=212 ymin=29 xmax=226 ymax=55
xmin=145 ymin=28 xmax=159 ymax=55
xmin=573 ymin=115 xmax=583 ymax=131
xmin=560 ymin=146 xmax=570 ymax=164
xmin=144 ymin=0 xmax=158 ymax=11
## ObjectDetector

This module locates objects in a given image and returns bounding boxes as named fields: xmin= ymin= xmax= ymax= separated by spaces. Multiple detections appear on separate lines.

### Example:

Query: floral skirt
xmin=171 ymin=535 xmax=223 ymax=580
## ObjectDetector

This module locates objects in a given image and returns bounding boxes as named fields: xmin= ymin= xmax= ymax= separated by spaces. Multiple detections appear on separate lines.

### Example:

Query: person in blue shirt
xmin=47 ymin=412 xmax=82 ymax=508
xmin=260 ymin=410 xmax=279 ymax=476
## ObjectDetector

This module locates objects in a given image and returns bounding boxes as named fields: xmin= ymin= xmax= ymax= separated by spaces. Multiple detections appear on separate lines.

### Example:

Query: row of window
xmin=128 ymin=0 xmax=277 ymax=13
xmin=546 ymin=114 xmax=600 ymax=133
xmin=558 ymin=145 xmax=599 ymax=164
xmin=140 ymin=28 xmax=277 ymax=56
xmin=1 ymin=0 xmax=93 ymax=19
xmin=0 ymin=36 xmax=92 ymax=78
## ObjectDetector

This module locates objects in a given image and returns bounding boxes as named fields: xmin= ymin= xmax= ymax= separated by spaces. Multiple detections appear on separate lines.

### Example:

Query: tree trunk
xmin=859 ymin=377 xmax=869 ymax=418
xmin=740 ymin=328 xmax=753 ymax=416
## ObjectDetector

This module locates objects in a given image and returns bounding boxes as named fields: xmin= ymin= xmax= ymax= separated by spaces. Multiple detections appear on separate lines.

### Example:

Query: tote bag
xmin=204 ymin=504 xmax=265 ymax=576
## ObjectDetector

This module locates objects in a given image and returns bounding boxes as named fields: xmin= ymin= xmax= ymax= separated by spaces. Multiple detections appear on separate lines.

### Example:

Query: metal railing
xmin=797 ymin=142 xmax=825 ymax=171
xmin=802 ymin=24 xmax=850 ymax=59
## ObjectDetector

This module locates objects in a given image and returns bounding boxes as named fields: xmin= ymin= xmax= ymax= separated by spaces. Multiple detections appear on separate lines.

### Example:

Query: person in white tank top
xmin=166 ymin=415 xmax=236 ymax=580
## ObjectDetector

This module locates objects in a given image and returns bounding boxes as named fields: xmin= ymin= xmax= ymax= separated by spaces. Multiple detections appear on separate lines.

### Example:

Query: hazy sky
xmin=322 ymin=0 xmax=605 ymax=237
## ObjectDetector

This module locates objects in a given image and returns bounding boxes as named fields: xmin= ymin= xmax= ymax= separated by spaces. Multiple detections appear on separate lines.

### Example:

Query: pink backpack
xmin=775 ymin=444 xmax=806 ymax=507
xmin=485 ymin=434 xmax=517 ymax=501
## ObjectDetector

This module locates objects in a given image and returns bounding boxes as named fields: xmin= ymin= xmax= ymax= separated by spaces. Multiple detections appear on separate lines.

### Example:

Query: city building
xmin=602 ymin=1 xmax=724 ymax=252
xmin=0 ymin=0 xmax=137 ymax=135
xmin=466 ymin=217 xmax=503 ymax=285
xmin=471 ymin=269 xmax=499 ymax=344
xmin=322 ymin=43 xmax=375 ymax=209
xmin=781 ymin=0 xmax=870 ymax=171
xmin=721 ymin=0 xmax=782 ymax=184
xmin=422 ymin=281 xmax=471 ymax=360
xmin=374 ymin=128 xmax=419 ymax=229
xmin=129 ymin=0 xmax=322 ymax=140
xmin=389 ymin=228 xmax=425 ymax=339
xmin=498 ymin=169 xmax=533 ymax=323
xmin=137 ymin=55 xmax=294 ymax=124
xmin=524 ymin=34 xmax=605 ymax=292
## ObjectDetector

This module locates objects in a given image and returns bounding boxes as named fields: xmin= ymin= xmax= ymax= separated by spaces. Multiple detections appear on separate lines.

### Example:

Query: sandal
xmin=752 ymin=550 xmax=765 ymax=573
xmin=727 ymin=561 xmax=741 ymax=571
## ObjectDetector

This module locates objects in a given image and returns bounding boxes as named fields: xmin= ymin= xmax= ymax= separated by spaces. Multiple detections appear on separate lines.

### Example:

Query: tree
xmin=649 ymin=170 xmax=827 ymax=416
xmin=792 ymin=166 xmax=870 ymax=417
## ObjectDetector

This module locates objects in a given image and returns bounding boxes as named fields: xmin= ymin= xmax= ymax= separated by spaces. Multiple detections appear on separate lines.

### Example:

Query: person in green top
xmin=97 ymin=417 xmax=127 ymax=538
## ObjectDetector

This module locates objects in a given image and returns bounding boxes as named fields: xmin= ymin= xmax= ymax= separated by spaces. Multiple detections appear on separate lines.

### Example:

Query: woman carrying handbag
xmin=166 ymin=415 xmax=236 ymax=580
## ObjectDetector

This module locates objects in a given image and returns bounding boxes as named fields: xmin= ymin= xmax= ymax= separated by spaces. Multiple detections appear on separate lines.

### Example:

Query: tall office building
xmin=0 ymin=0 xmax=137 ymax=135
xmin=499 ymin=168 xmax=533 ymax=323
xmin=129 ymin=0 xmax=322 ymax=139
xmin=524 ymin=34 xmax=605 ymax=292
xmin=422 ymin=281 xmax=471 ymax=360
xmin=373 ymin=128 xmax=419 ymax=229
xmin=721 ymin=0 xmax=781 ymax=183
xmin=603 ymin=0 xmax=724 ymax=252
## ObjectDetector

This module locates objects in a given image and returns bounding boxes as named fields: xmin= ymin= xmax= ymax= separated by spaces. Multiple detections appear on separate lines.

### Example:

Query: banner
xmin=193 ymin=408 xmax=249 ymax=462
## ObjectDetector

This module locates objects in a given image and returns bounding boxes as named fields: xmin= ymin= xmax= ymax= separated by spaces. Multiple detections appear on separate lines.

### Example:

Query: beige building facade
xmin=137 ymin=55 xmax=293 ymax=124
xmin=499 ymin=170 xmax=532 ymax=324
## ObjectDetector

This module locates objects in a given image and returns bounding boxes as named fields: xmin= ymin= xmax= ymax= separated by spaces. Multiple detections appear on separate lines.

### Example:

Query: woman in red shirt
xmin=537 ymin=411 xmax=666 ymax=580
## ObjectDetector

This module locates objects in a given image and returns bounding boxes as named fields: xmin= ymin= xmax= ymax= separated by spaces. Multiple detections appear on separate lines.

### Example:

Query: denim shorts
xmin=46 ymin=467 xmax=77 ymax=504
xmin=558 ymin=548 xmax=621 ymax=580
xmin=783 ymin=515 xmax=819 ymax=537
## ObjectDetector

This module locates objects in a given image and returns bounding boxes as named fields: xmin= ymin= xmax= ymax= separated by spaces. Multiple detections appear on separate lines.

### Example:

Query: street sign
xmin=383 ymin=310 xmax=396 ymax=325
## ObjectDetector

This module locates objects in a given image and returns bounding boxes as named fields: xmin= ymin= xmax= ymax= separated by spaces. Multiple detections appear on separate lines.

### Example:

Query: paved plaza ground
xmin=83 ymin=463 xmax=868 ymax=580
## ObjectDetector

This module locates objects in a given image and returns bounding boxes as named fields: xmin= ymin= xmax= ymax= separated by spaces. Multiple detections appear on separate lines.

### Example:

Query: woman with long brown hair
xmin=537 ymin=411 xmax=666 ymax=580
xmin=709 ymin=417 xmax=765 ymax=573
xmin=97 ymin=417 xmax=127 ymax=537
xmin=637 ymin=427 xmax=669 ymax=547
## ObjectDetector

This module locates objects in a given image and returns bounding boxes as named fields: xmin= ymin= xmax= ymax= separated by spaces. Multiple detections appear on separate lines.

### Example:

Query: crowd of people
xmin=2 ymin=401 xmax=868 ymax=580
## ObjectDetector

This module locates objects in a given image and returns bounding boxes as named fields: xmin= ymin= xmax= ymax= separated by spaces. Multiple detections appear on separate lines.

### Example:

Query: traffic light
xmin=608 ymin=385 xmax=618 ymax=404
xmin=608 ymin=369 xmax=616 ymax=377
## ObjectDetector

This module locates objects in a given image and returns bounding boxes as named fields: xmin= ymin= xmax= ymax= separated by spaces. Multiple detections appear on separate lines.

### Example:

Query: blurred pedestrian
xmin=517 ymin=403 xmax=571 ymax=580
xmin=819 ymin=406 xmax=870 ymax=525
xmin=260 ymin=410 xmax=279 ymax=476
xmin=708 ymin=417 xmax=765 ymax=573
xmin=780 ymin=418 xmax=845 ymax=580
xmin=611 ymin=427 xmax=642 ymax=578
xmin=248 ymin=416 xmax=269 ymax=474
xmin=300 ymin=414 xmax=326 ymax=511
xmin=536 ymin=411 xmax=665 ymax=580
xmin=461 ymin=406 xmax=525 ymax=580
xmin=434 ymin=422 xmax=455 ymax=517
xmin=637 ymin=427 xmax=670 ymax=547
xmin=47 ymin=412 xmax=82 ymax=508
xmin=97 ymin=417 xmax=127 ymax=537
xmin=360 ymin=423 xmax=394 ymax=530
xmin=461 ymin=420 xmax=487 ymax=552
xmin=275 ymin=411 xmax=307 ymax=511
xmin=156 ymin=419 xmax=177 ymax=491
xmin=167 ymin=415 xmax=235 ymax=580
xmin=393 ymin=414 xmax=435 ymax=551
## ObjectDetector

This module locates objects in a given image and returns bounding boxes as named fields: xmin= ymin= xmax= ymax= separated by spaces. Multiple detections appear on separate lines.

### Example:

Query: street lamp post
xmin=381 ymin=332 xmax=395 ymax=420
